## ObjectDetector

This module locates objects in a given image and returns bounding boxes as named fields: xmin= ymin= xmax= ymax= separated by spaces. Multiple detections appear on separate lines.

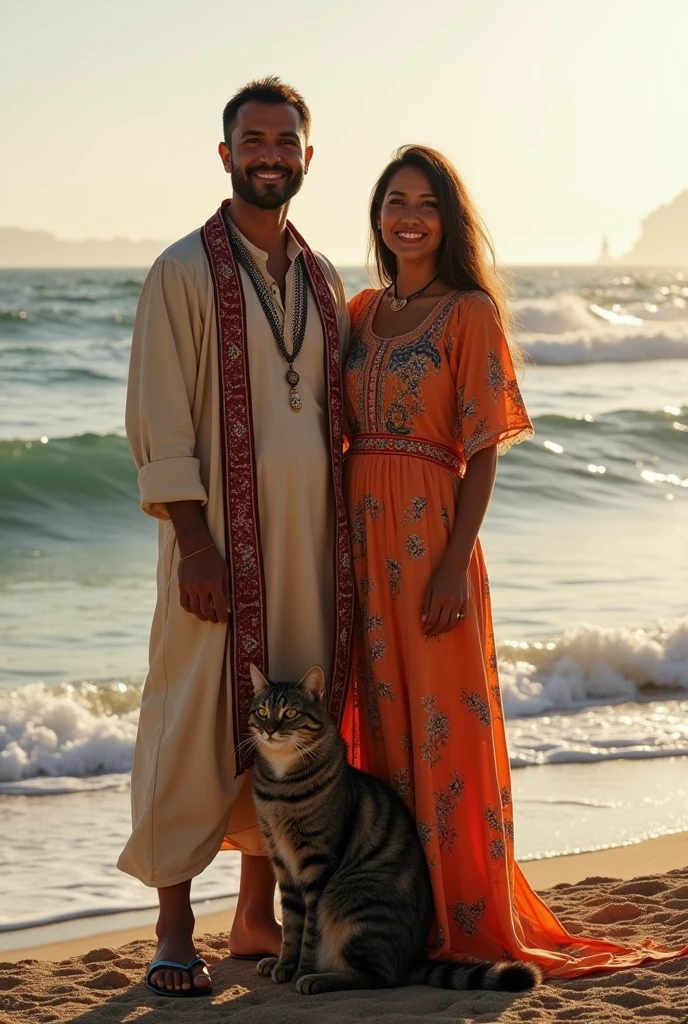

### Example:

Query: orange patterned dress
xmin=341 ymin=287 xmax=686 ymax=978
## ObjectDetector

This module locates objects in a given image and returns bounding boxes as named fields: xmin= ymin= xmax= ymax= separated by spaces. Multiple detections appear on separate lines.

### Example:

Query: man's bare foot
xmin=148 ymin=931 xmax=211 ymax=993
xmin=228 ymin=911 xmax=282 ymax=958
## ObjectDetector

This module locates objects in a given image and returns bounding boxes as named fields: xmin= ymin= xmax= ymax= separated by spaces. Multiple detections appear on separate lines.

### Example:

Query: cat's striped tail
xmin=408 ymin=959 xmax=541 ymax=992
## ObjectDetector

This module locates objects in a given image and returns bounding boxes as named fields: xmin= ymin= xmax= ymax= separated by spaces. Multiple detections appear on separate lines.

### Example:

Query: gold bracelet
xmin=180 ymin=542 xmax=215 ymax=560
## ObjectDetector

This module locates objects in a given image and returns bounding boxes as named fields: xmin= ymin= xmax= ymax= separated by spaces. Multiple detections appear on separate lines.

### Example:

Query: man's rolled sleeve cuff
xmin=137 ymin=457 xmax=208 ymax=520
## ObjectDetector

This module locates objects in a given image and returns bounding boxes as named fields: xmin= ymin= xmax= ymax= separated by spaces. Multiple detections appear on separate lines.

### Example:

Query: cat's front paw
xmin=256 ymin=956 xmax=279 ymax=978
xmin=272 ymin=961 xmax=297 ymax=984
xmin=296 ymin=973 xmax=328 ymax=995
xmin=257 ymin=957 xmax=296 ymax=984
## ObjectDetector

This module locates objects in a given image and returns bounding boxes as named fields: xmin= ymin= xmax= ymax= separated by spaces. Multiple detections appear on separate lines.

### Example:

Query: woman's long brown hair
xmin=369 ymin=145 xmax=518 ymax=358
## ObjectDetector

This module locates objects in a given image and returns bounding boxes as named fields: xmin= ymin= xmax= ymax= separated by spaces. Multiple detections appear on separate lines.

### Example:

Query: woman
xmin=341 ymin=145 xmax=686 ymax=977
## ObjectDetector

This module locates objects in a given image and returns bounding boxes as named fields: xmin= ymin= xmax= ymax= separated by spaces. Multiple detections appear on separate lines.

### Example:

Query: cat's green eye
xmin=284 ymin=708 xmax=298 ymax=719
xmin=257 ymin=707 xmax=268 ymax=718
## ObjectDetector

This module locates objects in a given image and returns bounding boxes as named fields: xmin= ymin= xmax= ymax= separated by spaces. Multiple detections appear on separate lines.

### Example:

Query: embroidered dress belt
xmin=347 ymin=434 xmax=462 ymax=473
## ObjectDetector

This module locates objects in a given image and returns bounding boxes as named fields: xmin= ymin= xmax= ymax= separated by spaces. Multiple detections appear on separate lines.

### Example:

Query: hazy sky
xmin=2 ymin=0 xmax=687 ymax=263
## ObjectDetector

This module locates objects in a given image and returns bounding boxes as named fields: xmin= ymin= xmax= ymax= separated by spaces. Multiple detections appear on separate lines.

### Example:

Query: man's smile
xmin=252 ymin=170 xmax=289 ymax=181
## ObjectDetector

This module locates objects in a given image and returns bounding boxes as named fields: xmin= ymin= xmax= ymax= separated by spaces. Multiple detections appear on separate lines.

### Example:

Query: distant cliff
xmin=0 ymin=228 xmax=169 ymax=268
xmin=621 ymin=190 xmax=688 ymax=265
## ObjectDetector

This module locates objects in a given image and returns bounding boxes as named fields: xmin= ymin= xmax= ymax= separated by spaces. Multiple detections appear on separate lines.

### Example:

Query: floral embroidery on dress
xmin=484 ymin=806 xmax=502 ymax=832
xmin=369 ymin=637 xmax=386 ymax=663
xmin=462 ymin=415 xmax=491 ymax=459
xmin=433 ymin=770 xmax=465 ymax=851
xmin=487 ymin=634 xmax=498 ymax=672
xmin=417 ymin=820 xmax=433 ymax=847
xmin=364 ymin=494 xmax=385 ymax=519
xmin=405 ymin=533 xmax=427 ymax=560
xmin=401 ymin=496 xmax=429 ymax=526
xmin=382 ymin=339 xmax=443 ymax=436
xmin=351 ymin=502 xmax=366 ymax=559
xmin=460 ymin=688 xmax=492 ymax=726
xmin=454 ymin=385 xmax=479 ymax=440
xmin=364 ymin=609 xmax=383 ymax=632
xmin=419 ymin=694 xmax=450 ymax=766
xmin=401 ymin=732 xmax=412 ymax=753
xmin=464 ymin=396 xmax=478 ymax=418
xmin=392 ymin=767 xmax=411 ymax=800
xmin=484 ymin=804 xmax=507 ymax=859
xmin=487 ymin=350 xmax=507 ymax=397
xmin=376 ymin=681 xmax=395 ymax=702
xmin=351 ymin=497 xmax=385 ymax=560
xmin=500 ymin=787 xmax=512 ymax=808
xmin=491 ymin=685 xmax=504 ymax=722
xmin=348 ymin=292 xmax=459 ymax=435
xmin=359 ymin=577 xmax=376 ymax=595
xmin=452 ymin=895 xmax=487 ymax=936
xmin=440 ymin=507 xmax=450 ymax=532
xmin=487 ymin=350 xmax=527 ymax=413
xmin=386 ymin=557 xmax=401 ymax=598
xmin=345 ymin=325 xmax=368 ymax=372
xmin=436 ymin=925 xmax=446 ymax=947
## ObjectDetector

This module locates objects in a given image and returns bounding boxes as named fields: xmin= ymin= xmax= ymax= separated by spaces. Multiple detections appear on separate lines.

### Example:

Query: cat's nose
xmin=264 ymin=725 xmax=276 ymax=737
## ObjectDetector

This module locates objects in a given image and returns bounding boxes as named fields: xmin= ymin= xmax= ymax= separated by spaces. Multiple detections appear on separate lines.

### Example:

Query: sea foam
xmin=1 ymin=619 xmax=687 ymax=784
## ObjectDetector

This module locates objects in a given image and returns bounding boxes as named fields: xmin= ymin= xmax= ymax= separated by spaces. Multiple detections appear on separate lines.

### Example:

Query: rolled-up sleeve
xmin=125 ymin=257 xmax=208 ymax=520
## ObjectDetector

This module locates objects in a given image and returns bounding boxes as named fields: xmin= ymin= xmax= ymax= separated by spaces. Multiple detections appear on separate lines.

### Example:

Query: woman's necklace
xmin=225 ymin=211 xmax=307 ymax=411
xmin=389 ymin=274 xmax=439 ymax=312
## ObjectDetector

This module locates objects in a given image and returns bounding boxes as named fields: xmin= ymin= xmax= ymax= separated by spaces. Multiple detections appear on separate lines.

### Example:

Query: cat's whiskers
xmin=235 ymin=734 xmax=259 ymax=756
xmin=290 ymin=737 xmax=319 ymax=769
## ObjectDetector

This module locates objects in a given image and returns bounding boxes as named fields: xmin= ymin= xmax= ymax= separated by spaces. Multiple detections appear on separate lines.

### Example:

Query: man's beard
xmin=231 ymin=164 xmax=305 ymax=210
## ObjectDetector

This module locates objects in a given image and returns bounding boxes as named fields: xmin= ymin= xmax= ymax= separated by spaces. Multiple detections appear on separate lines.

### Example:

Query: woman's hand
xmin=422 ymin=558 xmax=470 ymax=637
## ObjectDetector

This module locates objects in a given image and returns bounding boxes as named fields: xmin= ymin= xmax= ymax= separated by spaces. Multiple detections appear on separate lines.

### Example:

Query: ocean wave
xmin=1 ymin=412 xmax=686 ymax=544
xmin=514 ymin=293 xmax=604 ymax=334
xmin=0 ymin=434 xmax=136 ymax=505
xmin=514 ymin=293 xmax=688 ymax=363
xmin=1 ymin=619 xmax=687 ymax=784
xmin=520 ymin=325 xmax=688 ymax=364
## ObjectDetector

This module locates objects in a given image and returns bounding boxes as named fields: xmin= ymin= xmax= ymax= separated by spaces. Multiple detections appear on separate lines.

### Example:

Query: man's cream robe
xmin=118 ymin=224 xmax=349 ymax=887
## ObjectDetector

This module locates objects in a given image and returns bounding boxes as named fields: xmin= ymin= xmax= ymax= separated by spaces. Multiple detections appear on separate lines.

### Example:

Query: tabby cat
xmin=248 ymin=664 xmax=541 ymax=996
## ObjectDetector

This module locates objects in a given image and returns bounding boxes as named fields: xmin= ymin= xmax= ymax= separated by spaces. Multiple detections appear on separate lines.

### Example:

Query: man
xmin=119 ymin=77 xmax=353 ymax=996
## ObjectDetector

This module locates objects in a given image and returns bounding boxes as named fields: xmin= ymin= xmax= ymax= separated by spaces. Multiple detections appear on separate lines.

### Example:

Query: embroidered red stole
xmin=201 ymin=204 xmax=354 ymax=775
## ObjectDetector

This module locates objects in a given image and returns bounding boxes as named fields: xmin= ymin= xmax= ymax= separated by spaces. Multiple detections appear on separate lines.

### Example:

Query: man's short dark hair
xmin=222 ymin=77 xmax=311 ymax=147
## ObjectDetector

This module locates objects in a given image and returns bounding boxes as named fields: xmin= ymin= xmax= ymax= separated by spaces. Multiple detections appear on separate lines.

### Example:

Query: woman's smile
xmin=396 ymin=230 xmax=428 ymax=243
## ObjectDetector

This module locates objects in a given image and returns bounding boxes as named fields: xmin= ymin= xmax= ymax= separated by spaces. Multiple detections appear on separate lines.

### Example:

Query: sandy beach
xmin=2 ymin=831 xmax=686 ymax=1023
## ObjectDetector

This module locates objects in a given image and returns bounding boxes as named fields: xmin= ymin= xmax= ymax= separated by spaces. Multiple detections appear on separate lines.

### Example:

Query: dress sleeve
xmin=452 ymin=293 xmax=533 ymax=460
xmin=347 ymin=288 xmax=377 ymax=330
xmin=125 ymin=256 xmax=208 ymax=520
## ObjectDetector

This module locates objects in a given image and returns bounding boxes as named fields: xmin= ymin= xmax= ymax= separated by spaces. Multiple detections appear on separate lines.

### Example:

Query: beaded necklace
xmin=224 ymin=209 xmax=307 ymax=411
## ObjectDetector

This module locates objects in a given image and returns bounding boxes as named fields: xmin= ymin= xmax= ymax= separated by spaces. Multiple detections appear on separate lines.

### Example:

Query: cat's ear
xmin=250 ymin=663 xmax=270 ymax=697
xmin=298 ymin=665 xmax=326 ymax=702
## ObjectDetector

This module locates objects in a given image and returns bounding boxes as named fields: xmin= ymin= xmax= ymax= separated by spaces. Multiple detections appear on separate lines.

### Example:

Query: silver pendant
xmin=390 ymin=297 xmax=407 ymax=312
xmin=286 ymin=367 xmax=302 ymax=410
xmin=289 ymin=386 xmax=302 ymax=411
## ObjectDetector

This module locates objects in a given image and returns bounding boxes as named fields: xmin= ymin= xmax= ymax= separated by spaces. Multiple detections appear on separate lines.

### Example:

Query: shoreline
xmin=2 ymin=830 xmax=685 ymax=964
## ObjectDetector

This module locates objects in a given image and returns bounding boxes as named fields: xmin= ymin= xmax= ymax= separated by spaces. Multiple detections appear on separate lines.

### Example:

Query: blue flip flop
xmin=145 ymin=956 xmax=212 ymax=997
